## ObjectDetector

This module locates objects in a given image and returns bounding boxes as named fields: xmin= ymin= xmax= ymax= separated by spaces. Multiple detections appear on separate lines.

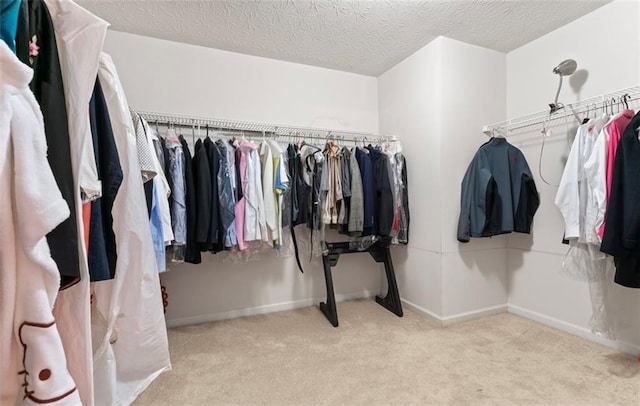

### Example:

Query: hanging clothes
xmin=93 ymin=53 xmax=170 ymax=405
xmin=355 ymin=147 xmax=375 ymax=236
xmin=599 ymin=110 xmax=635 ymax=237
xmin=193 ymin=139 xmax=213 ymax=250
xmin=260 ymin=141 xmax=277 ymax=244
xmin=600 ymin=111 xmax=640 ymax=288
xmin=141 ymin=117 xmax=172 ymax=272
xmin=239 ymin=140 xmax=267 ymax=243
xmin=218 ymin=139 xmax=238 ymax=248
xmin=398 ymin=154 xmax=410 ymax=244
xmin=457 ymin=137 xmax=540 ymax=243
xmin=203 ymin=137 xmax=224 ymax=251
xmin=46 ymin=0 xmax=109 ymax=203
xmin=268 ymin=140 xmax=288 ymax=246
xmin=167 ymin=130 xmax=186 ymax=261
xmin=0 ymin=39 xmax=81 ymax=406
xmin=180 ymin=135 xmax=202 ymax=264
xmin=367 ymin=145 xmax=395 ymax=237
xmin=555 ymin=115 xmax=609 ymax=244
xmin=145 ymin=122 xmax=174 ymax=248
xmin=347 ymin=147 xmax=364 ymax=236
xmin=88 ymin=76 xmax=123 ymax=281
xmin=16 ymin=0 xmax=81 ymax=289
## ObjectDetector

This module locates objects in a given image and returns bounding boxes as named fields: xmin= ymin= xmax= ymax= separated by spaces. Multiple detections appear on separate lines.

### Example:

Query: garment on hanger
xmin=0 ymin=39 xmax=80 ymax=406
xmin=457 ymin=137 xmax=540 ymax=243
xmin=180 ymin=135 xmax=202 ymax=264
xmin=355 ymin=147 xmax=375 ymax=236
xmin=348 ymin=147 xmax=364 ymax=235
xmin=238 ymin=139 xmax=266 ymax=244
xmin=204 ymin=137 xmax=224 ymax=251
xmin=46 ymin=0 xmax=109 ymax=203
xmin=193 ymin=139 xmax=213 ymax=249
xmin=88 ymin=76 xmax=122 ymax=281
xmin=398 ymin=154 xmax=410 ymax=244
xmin=600 ymin=111 xmax=640 ymax=288
xmin=167 ymin=129 xmax=186 ymax=261
xmin=221 ymin=140 xmax=239 ymax=249
xmin=16 ymin=0 xmax=81 ymax=289
xmin=140 ymin=119 xmax=170 ymax=272
xmin=367 ymin=145 xmax=395 ymax=236
xmin=93 ymin=52 xmax=170 ymax=405
xmin=145 ymin=122 xmax=174 ymax=248
xmin=584 ymin=115 xmax=614 ymax=242
xmin=260 ymin=141 xmax=277 ymax=244
xmin=600 ymin=110 xmax=635 ymax=236
xmin=556 ymin=115 xmax=609 ymax=245
xmin=130 ymin=110 xmax=158 ymax=183
xmin=339 ymin=146 xmax=352 ymax=232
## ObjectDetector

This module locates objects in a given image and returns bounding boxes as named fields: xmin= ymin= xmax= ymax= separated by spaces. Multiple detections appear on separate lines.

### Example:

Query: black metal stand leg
xmin=319 ymin=255 xmax=339 ymax=327
xmin=374 ymin=247 xmax=403 ymax=317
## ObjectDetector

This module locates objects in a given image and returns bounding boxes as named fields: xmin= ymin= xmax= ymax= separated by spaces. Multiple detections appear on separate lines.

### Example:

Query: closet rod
xmin=136 ymin=110 xmax=396 ymax=144
xmin=484 ymin=85 xmax=640 ymax=134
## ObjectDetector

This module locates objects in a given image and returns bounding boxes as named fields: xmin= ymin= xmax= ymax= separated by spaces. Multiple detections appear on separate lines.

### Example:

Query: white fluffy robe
xmin=0 ymin=41 xmax=81 ymax=405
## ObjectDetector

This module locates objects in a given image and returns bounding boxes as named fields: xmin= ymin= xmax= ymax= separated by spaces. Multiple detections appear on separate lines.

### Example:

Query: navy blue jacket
xmin=355 ymin=147 xmax=375 ymax=236
xmin=88 ymin=77 xmax=123 ymax=281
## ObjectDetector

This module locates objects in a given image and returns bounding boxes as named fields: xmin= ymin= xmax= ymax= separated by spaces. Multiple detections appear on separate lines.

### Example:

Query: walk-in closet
xmin=1 ymin=0 xmax=639 ymax=404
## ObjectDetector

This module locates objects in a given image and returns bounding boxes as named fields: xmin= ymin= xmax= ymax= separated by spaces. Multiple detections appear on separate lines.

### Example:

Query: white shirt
xmin=555 ymin=116 xmax=608 ymax=243
xmin=45 ymin=0 xmax=109 ymax=202
xmin=93 ymin=53 xmax=170 ymax=406
xmin=584 ymin=115 xmax=616 ymax=240
xmin=0 ymin=41 xmax=81 ymax=405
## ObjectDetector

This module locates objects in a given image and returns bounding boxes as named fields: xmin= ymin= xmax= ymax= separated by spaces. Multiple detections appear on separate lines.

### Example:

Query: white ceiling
xmin=78 ymin=0 xmax=610 ymax=76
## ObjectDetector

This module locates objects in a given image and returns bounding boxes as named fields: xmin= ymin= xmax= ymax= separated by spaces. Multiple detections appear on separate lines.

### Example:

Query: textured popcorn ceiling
xmin=78 ymin=0 xmax=609 ymax=76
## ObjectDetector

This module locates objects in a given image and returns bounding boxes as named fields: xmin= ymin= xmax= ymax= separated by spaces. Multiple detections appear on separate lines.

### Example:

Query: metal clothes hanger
xmin=622 ymin=94 xmax=630 ymax=110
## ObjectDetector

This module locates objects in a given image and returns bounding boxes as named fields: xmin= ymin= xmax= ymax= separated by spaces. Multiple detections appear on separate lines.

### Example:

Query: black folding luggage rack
xmin=319 ymin=239 xmax=403 ymax=327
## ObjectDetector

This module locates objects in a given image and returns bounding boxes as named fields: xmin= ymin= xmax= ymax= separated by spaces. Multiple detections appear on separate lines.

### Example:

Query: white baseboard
xmin=166 ymin=289 xmax=381 ymax=328
xmin=508 ymin=304 xmax=640 ymax=356
xmin=441 ymin=304 xmax=508 ymax=326
xmin=400 ymin=299 xmax=443 ymax=326
xmin=401 ymin=300 xmax=508 ymax=327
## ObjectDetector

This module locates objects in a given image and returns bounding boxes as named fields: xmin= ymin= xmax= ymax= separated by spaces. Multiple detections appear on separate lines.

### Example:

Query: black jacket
xmin=367 ymin=146 xmax=394 ymax=236
xmin=600 ymin=112 xmax=640 ymax=288
xmin=204 ymin=137 xmax=223 ymax=252
xmin=193 ymin=139 xmax=212 ymax=248
xmin=16 ymin=0 xmax=80 ymax=288
xmin=180 ymin=136 xmax=201 ymax=264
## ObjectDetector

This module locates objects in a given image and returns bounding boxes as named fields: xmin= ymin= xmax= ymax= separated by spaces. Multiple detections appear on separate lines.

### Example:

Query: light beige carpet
xmin=135 ymin=300 xmax=640 ymax=405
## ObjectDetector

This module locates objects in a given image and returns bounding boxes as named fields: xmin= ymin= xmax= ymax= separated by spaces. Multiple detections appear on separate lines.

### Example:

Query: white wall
xmin=505 ymin=0 xmax=640 ymax=353
xmin=439 ymin=38 xmax=508 ymax=320
xmin=378 ymin=39 xmax=444 ymax=317
xmin=103 ymin=31 xmax=381 ymax=326
xmin=378 ymin=37 xmax=507 ymax=321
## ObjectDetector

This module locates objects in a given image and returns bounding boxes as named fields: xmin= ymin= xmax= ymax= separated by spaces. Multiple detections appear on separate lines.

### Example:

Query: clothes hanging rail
xmin=483 ymin=85 xmax=640 ymax=134
xmin=136 ymin=110 xmax=396 ymax=144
